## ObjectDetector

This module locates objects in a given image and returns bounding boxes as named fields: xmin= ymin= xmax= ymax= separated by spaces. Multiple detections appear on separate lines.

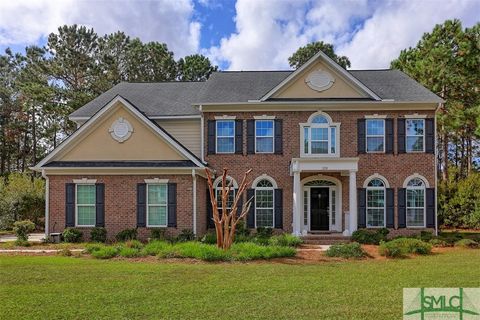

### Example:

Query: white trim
xmin=251 ymin=174 xmax=278 ymax=188
xmin=255 ymin=119 xmax=275 ymax=154
xmin=43 ymin=171 xmax=49 ymax=237
xmin=34 ymin=96 xmax=205 ymax=170
xmin=300 ymin=111 xmax=340 ymax=158
xmin=365 ymin=119 xmax=386 ymax=153
xmin=365 ymin=184 xmax=386 ymax=228
xmin=39 ymin=167 xmax=208 ymax=178
xmin=144 ymin=178 xmax=169 ymax=184
xmin=364 ymin=114 xmax=387 ymax=119
xmin=192 ymin=170 xmax=197 ymax=235
xmin=214 ymin=115 xmax=236 ymax=120
xmin=213 ymin=176 xmax=238 ymax=189
xmin=405 ymin=118 xmax=426 ymax=153
xmin=405 ymin=183 xmax=427 ymax=228
xmin=259 ymin=51 xmax=381 ymax=101
xmin=75 ymin=184 xmax=96 ymax=228
xmin=197 ymin=100 xmax=441 ymax=108
xmin=363 ymin=174 xmax=390 ymax=188
xmin=146 ymin=183 xmax=168 ymax=228
xmin=253 ymin=115 xmax=276 ymax=120
xmin=73 ymin=178 xmax=97 ymax=184
xmin=69 ymin=115 xmax=202 ymax=121
xmin=403 ymin=173 xmax=430 ymax=188
xmin=200 ymin=107 xmax=205 ymax=162
xmin=215 ymin=119 xmax=235 ymax=154
xmin=307 ymin=111 xmax=333 ymax=124
xmin=404 ymin=113 xmax=427 ymax=118
xmin=254 ymin=185 xmax=275 ymax=229
xmin=109 ymin=117 xmax=133 ymax=143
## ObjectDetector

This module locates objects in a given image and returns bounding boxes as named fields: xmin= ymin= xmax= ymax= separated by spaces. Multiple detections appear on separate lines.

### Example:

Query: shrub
xmin=156 ymin=242 xmax=231 ymax=261
xmin=325 ymin=242 xmax=366 ymax=259
xmin=176 ymin=229 xmax=195 ymax=242
xmin=420 ymin=231 xmax=433 ymax=242
xmin=90 ymin=227 xmax=107 ymax=243
xmin=256 ymin=227 xmax=273 ymax=239
xmin=429 ymin=238 xmax=449 ymax=247
xmin=379 ymin=238 xmax=432 ymax=258
xmin=124 ymin=240 xmax=144 ymax=249
xmin=115 ymin=228 xmax=137 ymax=242
xmin=230 ymin=242 xmax=296 ymax=261
xmin=84 ymin=243 xmax=105 ymax=254
xmin=62 ymin=228 xmax=83 ymax=243
xmin=91 ymin=246 xmax=118 ymax=259
xmin=454 ymin=239 xmax=479 ymax=249
xmin=351 ymin=228 xmax=389 ymax=245
xmin=119 ymin=247 xmax=144 ymax=258
xmin=59 ymin=248 xmax=72 ymax=256
xmin=14 ymin=239 xmax=31 ymax=247
xmin=200 ymin=232 xmax=217 ymax=244
xmin=235 ymin=220 xmax=250 ymax=237
xmin=150 ymin=228 xmax=167 ymax=241
xmin=268 ymin=234 xmax=303 ymax=247
xmin=13 ymin=220 xmax=35 ymax=242
xmin=141 ymin=240 xmax=170 ymax=256
xmin=235 ymin=234 xmax=253 ymax=243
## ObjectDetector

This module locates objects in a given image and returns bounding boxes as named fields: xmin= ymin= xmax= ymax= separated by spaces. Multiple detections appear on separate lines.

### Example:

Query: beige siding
xmin=156 ymin=119 xmax=201 ymax=157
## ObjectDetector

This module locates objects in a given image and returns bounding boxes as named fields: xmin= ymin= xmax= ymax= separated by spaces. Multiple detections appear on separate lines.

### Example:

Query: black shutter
xmin=357 ymin=188 xmax=366 ymax=228
xmin=386 ymin=188 xmax=394 ymax=228
xmin=95 ymin=183 xmax=105 ymax=227
xmin=426 ymin=188 xmax=435 ymax=228
xmin=236 ymin=189 xmax=243 ymax=217
xmin=357 ymin=119 xmax=366 ymax=154
xmin=425 ymin=118 xmax=435 ymax=154
xmin=274 ymin=189 xmax=283 ymax=229
xmin=206 ymin=189 xmax=214 ymax=228
xmin=397 ymin=118 xmax=406 ymax=154
xmin=274 ymin=119 xmax=283 ymax=154
xmin=207 ymin=120 xmax=216 ymax=155
xmin=136 ymin=183 xmax=146 ymax=227
xmin=246 ymin=189 xmax=255 ymax=228
xmin=235 ymin=120 xmax=243 ymax=154
xmin=247 ymin=120 xmax=255 ymax=154
xmin=65 ymin=183 xmax=75 ymax=227
xmin=398 ymin=188 xmax=406 ymax=228
xmin=167 ymin=183 xmax=177 ymax=227
xmin=385 ymin=118 xmax=394 ymax=154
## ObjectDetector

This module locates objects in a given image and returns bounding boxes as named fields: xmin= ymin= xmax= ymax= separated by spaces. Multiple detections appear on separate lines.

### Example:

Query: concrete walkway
xmin=0 ymin=233 xmax=45 ymax=243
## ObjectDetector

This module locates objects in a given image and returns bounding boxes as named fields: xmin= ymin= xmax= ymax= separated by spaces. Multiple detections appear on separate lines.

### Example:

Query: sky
xmin=0 ymin=0 xmax=478 ymax=70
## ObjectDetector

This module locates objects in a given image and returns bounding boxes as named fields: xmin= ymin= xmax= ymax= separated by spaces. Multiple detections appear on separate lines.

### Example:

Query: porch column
xmin=348 ymin=170 xmax=358 ymax=235
xmin=292 ymin=170 xmax=302 ymax=235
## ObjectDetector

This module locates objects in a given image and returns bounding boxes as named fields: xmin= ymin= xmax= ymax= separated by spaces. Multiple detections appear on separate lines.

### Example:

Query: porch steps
xmin=301 ymin=233 xmax=351 ymax=245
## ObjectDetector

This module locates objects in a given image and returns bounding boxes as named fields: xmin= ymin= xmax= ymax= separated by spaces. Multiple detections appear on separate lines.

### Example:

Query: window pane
xmin=303 ymin=190 xmax=308 ymax=225
xmin=407 ymin=208 xmax=424 ymax=227
xmin=217 ymin=137 xmax=234 ymax=153
xmin=304 ymin=127 xmax=309 ymax=153
xmin=148 ymin=184 xmax=167 ymax=205
xmin=255 ymin=120 xmax=273 ymax=137
xmin=330 ymin=127 xmax=336 ymax=154
xmin=256 ymin=179 xmax=273 ymax=188
xmin=407 ymin=189 xmax=424 ymax=207
xmin=256 ymin=137 xmax=273 ymax=153
xmin=406 ymin=119 xmax=424 ymax=136
xmin=367 ymin=208 xmax=384 ymax=227
xmin=367 ymin=189 xmax=385 ymax=208
xmin=216 ymin=121 xmax=234 ymax=136
xmin=366 ymin=119 xmax=385 ymax=135
xmin=331 ymin=190 xmax=336 ymax=225
xmin=77 ymin=185 xmax=95 ymax=205
xmin=311 ymin=115 xmax=328 ymax=124
xmin=311 ymin=141 xmax=328 ymax=154
xmin=311 ymin=128 xmax=328 ymax=141
xmin=367 ymin=137 xmax=384 ymax=152
xmin=216 ymin=189 xmax=235 ymax=209
xmin=148 ymin=206 xmax=167 ymax=226
xmin=256 ymin=189 xmax=273 ymax=208
xmin=256 ymin=209 xmax=273 ymax=227
xmin=407 ymin=136 xmax=423 ymax=152
xmin=367 ymin=179 xmax=385 ymax=187
xmin=77 ymin=206 xmax=95 ymax=226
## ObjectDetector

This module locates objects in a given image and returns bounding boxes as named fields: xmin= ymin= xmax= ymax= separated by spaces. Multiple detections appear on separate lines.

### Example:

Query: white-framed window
xmin=254 ymin=179 xmax=275 ymax=228
xmin=255 ymin=120 xmax=274 ymax=153
xmin=147 ymin=184 xmax=168 ymax=227
xmin=76 ymin=184 xmax=96 ymax=227
xmin=301 ymin=112 xmax=339 ymax=157
xmin=216 ymin=120 xmax=235 ymax=153
xmin=406 ymin=178 xmax=426 ymax=227
xmin=366 ymin=119 xmax=385 ymax=153
xmin=366 ymin=178 xmax=386 ymax=228
xmin=406 ymin=119 xmax=425 ymax=152
xmin=214 ymin=177 xmax=237 ymax=213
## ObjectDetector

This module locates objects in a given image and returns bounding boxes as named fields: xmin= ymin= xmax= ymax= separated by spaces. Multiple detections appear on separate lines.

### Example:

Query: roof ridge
xmin=349 ymin=69 xmax=394 ymax=71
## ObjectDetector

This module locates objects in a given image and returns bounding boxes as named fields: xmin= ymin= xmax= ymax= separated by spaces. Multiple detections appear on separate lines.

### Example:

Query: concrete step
xmin=300 ymin=233 xmax=351 ymax=245
xmin=303 ymin=239 xmax=350 ymax=245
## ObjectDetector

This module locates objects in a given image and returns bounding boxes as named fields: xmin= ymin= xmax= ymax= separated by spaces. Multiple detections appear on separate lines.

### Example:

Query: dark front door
xmin=310 ymin=188 xmax=329 ymax=231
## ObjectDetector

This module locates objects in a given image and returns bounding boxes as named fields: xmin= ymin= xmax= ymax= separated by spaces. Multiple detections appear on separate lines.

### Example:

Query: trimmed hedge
xmin=351 ymin=228 xmax=389 ymax=245
xmin=325 ymin=242 xmax=366 ymax=259
xmin=454 ymin=239 xmax=479 ymax=248
xmin=379 ymin=238 xmax=432 ymax=258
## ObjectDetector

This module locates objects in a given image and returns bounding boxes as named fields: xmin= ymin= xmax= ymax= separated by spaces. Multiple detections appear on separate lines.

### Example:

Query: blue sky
xmin=0 ymin=0 xmax=478 ymax=70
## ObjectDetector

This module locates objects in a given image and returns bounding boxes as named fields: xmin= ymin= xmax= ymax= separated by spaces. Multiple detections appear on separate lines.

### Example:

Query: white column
xmin=192 ymin=170 xmax=197 ymax=236
xmin=292 ymin=171 xmax=302 ymax=235
xmin=348 ymin=170 xmax=358 ymax=235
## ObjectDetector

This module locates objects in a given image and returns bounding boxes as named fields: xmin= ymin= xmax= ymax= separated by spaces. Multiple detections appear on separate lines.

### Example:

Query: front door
xmin=310 ymin=187 xmax=329 ymax=230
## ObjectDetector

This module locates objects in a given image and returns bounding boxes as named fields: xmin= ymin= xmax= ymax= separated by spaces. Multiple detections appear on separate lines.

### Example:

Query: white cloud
xmin=0 ymin=0 xmax=201 ymax=58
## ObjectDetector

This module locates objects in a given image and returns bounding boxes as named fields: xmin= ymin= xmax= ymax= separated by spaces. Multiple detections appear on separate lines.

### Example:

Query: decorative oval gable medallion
xmin=305 ymin=70 xmax=335 ymax=92
xmin=109 ymin=117 xmax=133 ymax=143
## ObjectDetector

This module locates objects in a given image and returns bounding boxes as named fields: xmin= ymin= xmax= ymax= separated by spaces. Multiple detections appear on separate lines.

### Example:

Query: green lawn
xmin=1 ymin=250 xmax=479 ymax=319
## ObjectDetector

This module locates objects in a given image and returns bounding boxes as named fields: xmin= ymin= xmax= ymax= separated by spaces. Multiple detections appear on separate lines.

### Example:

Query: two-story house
xmin=33 ymin=51 xmax=442 ymax=240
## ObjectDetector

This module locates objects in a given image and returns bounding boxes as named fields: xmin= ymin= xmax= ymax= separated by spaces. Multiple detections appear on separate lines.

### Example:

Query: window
xmin=302 ymin=112 xmax=338 ymax=156
xmin=255 ymin=179 xmax=274 ymax=228
xmin=147 ymin=184 xmax=168 ymax=227
xmin=366 ymin=178 xmax=385 ymax=227
xmin=216 ymin=120 xmax=235 ymax=153
xmin=406 ymin=119 xmax=425 ymax=152
xmin=406 ymin=178 xmax=425 ymax=227
xmin=366 ymin=119 xmax=385 ymax=152
xmin=255 ymin=120 xmax=274 ymax=153
xmin=214 ymin=178 xmax=236 ymax=213
xmin=76 ymin=184 xmax=96 ymax=226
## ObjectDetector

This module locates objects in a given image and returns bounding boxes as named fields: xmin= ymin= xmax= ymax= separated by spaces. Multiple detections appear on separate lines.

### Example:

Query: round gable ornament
xmin=305 ymin=70 xmax=335 ymax=92
xmin=109 ymin=117 xmax=133 ymax=143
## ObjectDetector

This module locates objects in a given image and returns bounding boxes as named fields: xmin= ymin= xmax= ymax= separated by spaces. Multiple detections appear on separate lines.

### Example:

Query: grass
xmin=1 ymin=249 xmax=479 ymax=319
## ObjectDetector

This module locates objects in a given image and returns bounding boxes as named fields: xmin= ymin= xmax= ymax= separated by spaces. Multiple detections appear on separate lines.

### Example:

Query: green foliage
xmin=235 ymin=220 xmax=250 ymax=237
xmin=124 ymin=240 xmax=144 ymax=249
xmin=177 ymin=54 xmax=218 ymax=81
xmin=91 ymin=246 xmax=118 ymax=259
xmin=288 ymin=41 xmax=351 ymax=69
xmin=379 ymin=238 xmax=432 ymax=258
xmin=351 ymin=228 xmax=389 ymax=245
xmin=141 ymin=241 xmax=171 ymax=256
xmin=268 ymin=234 xmax=303 ymax=247
xmin=200 ymin=232 xmax=217 ymax=245
xmin=230 ymin=242 xmax=296 ymax=261
xmin=84 ymin=243 xmax=105 ymax=254
xmin=325 ymin=243 xmax=366 ymax=259
xmin=255 ymin=227 xmax=273 ymax=239
xmin=58 ymin=248 xmax=72 ymax=257
xmin=429 ymin=238 xmax=449 ymax=247
xmin=156 ymin=242 xmax=232 ymax=261
xmin=118 ymin=247 xmax=144 ymax=258
xmin=420 ymin=231 xmax=434 ymax=242
xmin=14 ymin=240 xmax=31 ymax=247
xmin=62 ymin=228 xmax=83 ymax=243
xmin=176 ymin=229 xmax=195 ymax=242
xmin=115 ymin=228 xmax=137 ymax=242
xmin=454 ymin=239 xmax=479 ymax=249
xmin=90 ymin=227 xmax=107 ymax=243
xmin=149 ymin=228 xmax=167 ymax=241
xmin=13 ymin=220 xmax=35 ymax=241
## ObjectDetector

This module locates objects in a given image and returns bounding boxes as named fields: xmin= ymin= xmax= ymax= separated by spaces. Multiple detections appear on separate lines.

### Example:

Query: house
xmin=33 ymin=51 xmax=442 ymax=241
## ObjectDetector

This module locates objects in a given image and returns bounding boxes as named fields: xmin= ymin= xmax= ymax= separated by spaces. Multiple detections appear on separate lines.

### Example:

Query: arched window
xmin=253 ymin=177 xmax=276 ymax=228
xmin=366 ymin=178 xmax=386 ymax=227
xmin=406 ymin=177 xmax=426 ymax=227
xmin=213 ymin=176 xmax=237 ymax=213
xmin=301 ymin=112 xmax=339 ymax=156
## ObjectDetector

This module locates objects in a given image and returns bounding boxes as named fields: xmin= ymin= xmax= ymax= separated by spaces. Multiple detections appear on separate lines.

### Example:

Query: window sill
xmin=74 ymin=225 xmax=95 ymax=228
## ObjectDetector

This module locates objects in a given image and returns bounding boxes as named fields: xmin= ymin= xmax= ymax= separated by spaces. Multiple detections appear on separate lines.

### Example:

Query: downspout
xmin=434 ymin=104 xmax=439 ymax=236
xmin=42 ymin=169 xmax=49 ymax=239
xmin=200 ymin=105 xmax=204 ymax=163
xmin=192 ymin=169 xmax=197 ymax=236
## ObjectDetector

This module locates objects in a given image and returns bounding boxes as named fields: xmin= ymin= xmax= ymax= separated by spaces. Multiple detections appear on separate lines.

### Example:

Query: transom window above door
xmin=301 ymin=112 xmax=339 ymax=157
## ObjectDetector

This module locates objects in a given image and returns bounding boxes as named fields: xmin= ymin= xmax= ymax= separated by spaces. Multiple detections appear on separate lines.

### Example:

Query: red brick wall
xmin=48 ymin=174 xmax=207 ymax=241
xmin=204 ymin=110 xmax=436 ymax=233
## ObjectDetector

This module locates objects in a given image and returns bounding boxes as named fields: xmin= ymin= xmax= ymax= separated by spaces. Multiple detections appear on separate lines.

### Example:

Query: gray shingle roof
xmin=70 ymin=69 xmax=441 ymax=118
